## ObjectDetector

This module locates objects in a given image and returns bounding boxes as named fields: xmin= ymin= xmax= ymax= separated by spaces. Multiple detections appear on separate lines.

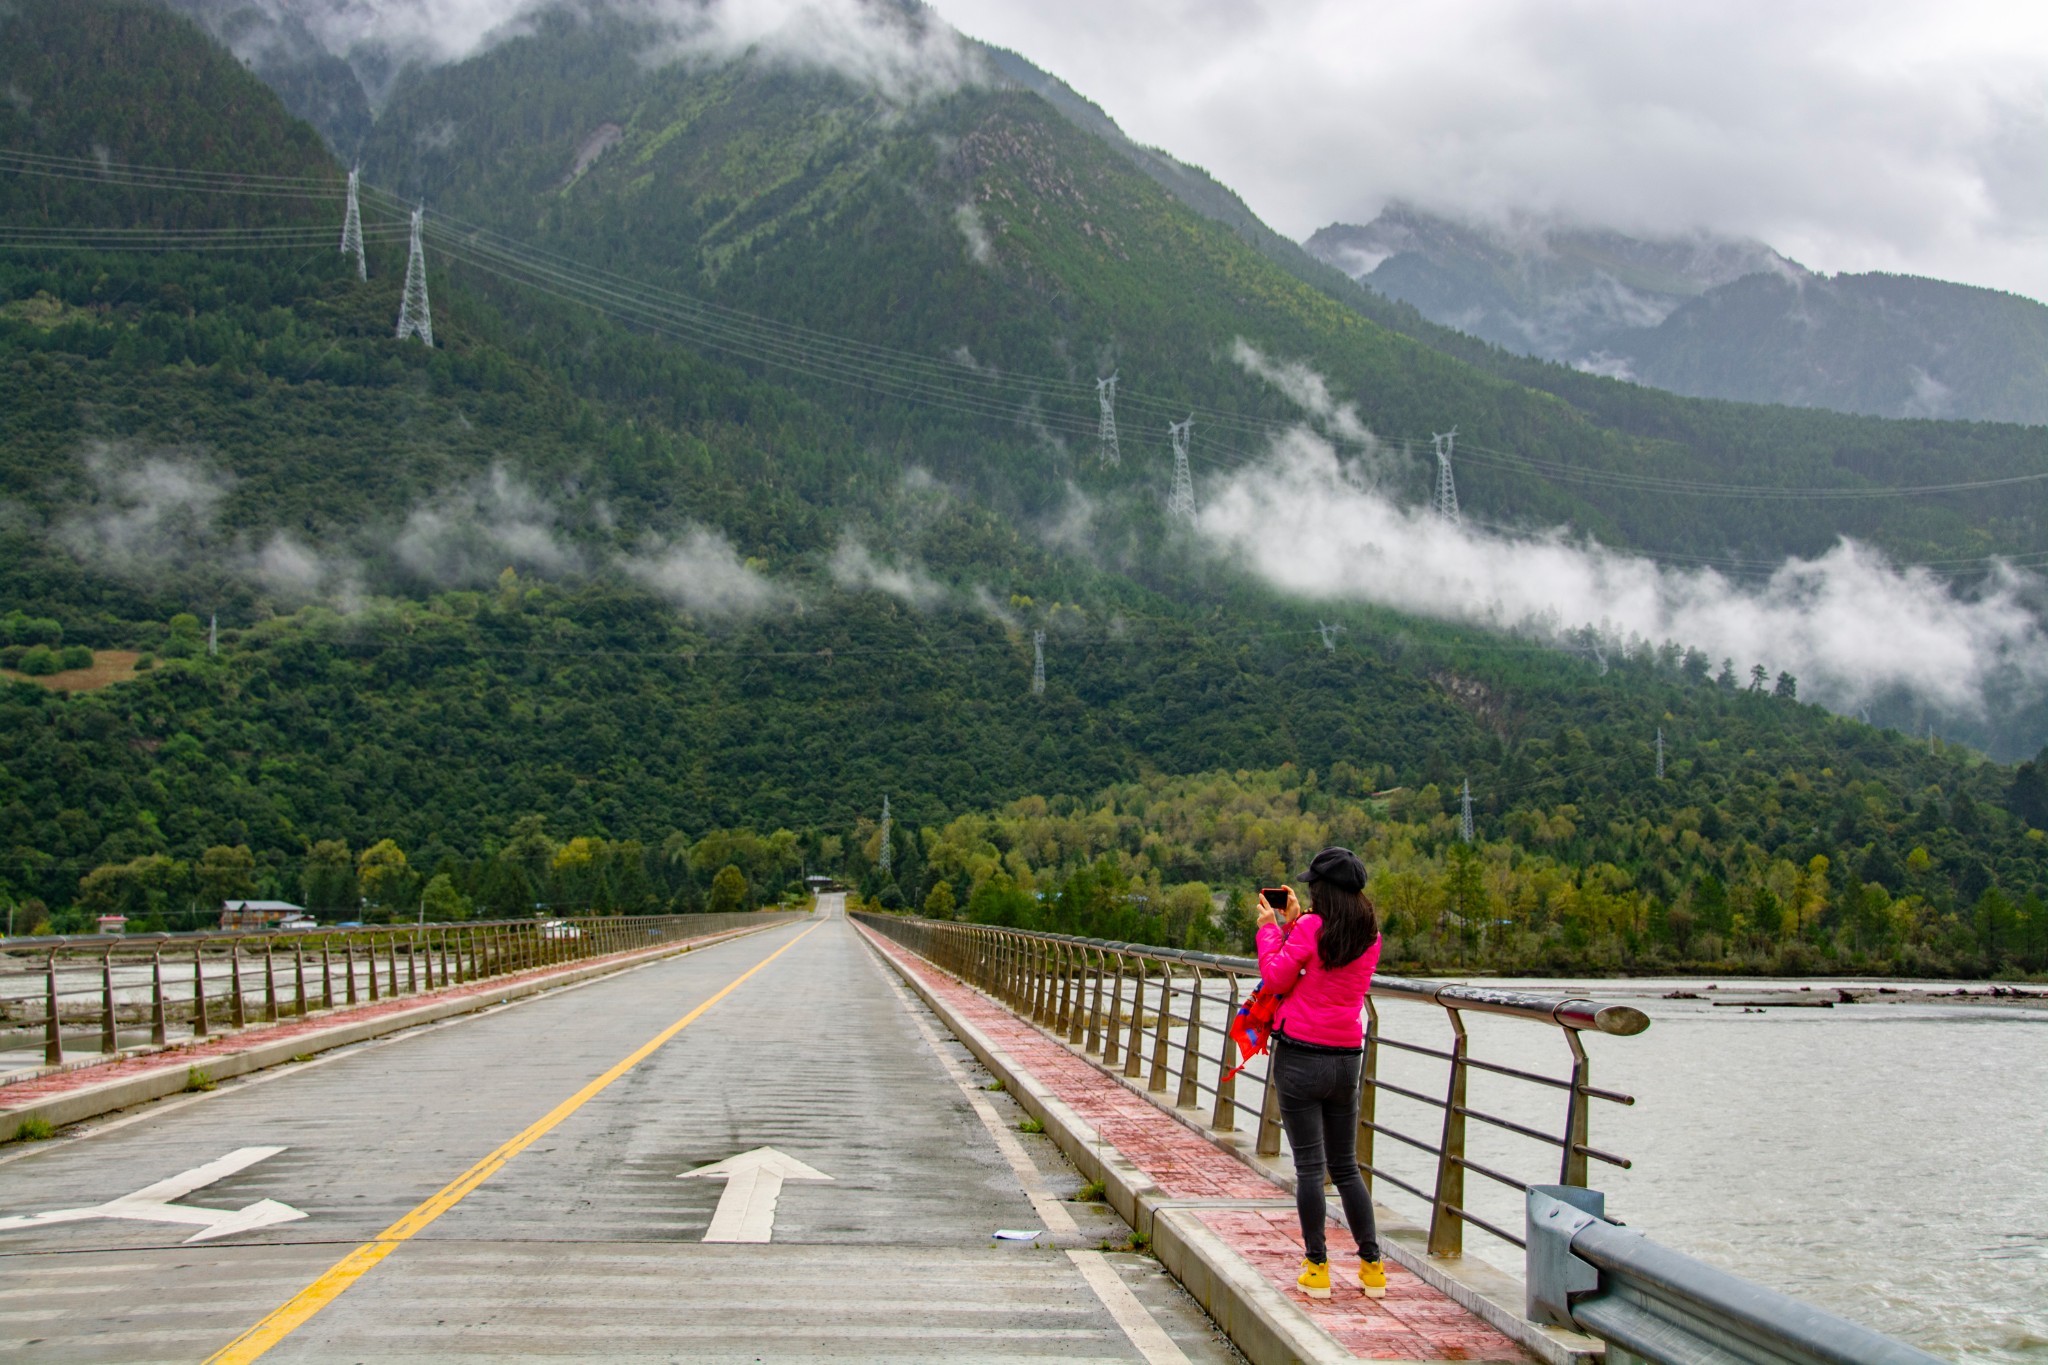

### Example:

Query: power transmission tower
xmin=207 ymin=613 xmax=218 ymax=657
xmin=1655 ymin=727 xmax=1665 ymax=779
xmin=1432 ymin=428 xmax=1460 ymax=525
xmin=395 ymin=205 xmax=433 ymax=346
xmin=340 ymin=167 xmax=366 ymax=281
xmin=1317 ymin=621 xmax=1345 ymax=652
xmin=1096 ymin=374 xmax=1121 ymax=467
xmin=1460 ymin=779 xmax=1475 ymax=843
xmin=878 ymin=795 xmax=892 ymax=877
xmin=1032 ymin=629 xmax=1046 ymax=695
xmin=1167 ymin=417 xmax=1196 ymax=522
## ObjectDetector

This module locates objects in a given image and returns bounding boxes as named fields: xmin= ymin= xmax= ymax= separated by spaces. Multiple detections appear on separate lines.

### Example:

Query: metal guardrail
xmin=0 ymin=912 xmax=801 ymax=1074
xmin=1527 ymin=1186 xmax=1944 ymax=1365
xmin=854 ymin=912 xmax=1649 ymax=1258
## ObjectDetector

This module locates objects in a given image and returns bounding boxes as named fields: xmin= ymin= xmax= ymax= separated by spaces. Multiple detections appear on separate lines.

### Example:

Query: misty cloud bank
xmin=1196 ymin=427 xmax=2048 ymax=718
xmin=208 ymin=0 xmax=984 ymax=105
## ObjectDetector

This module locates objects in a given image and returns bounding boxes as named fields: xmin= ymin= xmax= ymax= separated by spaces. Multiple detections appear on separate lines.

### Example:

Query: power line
xmin=395 ymin=206 xmax=432 ymax=346
xmin=1168 ymin=417 xmax=1196 ymax=522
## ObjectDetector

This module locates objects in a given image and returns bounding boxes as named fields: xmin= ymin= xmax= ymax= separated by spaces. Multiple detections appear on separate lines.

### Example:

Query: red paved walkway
xmin=1 ymin=923 xmax=766 ymax=1110
xmin=861 ymin=925 xmax=1531 ymax=1363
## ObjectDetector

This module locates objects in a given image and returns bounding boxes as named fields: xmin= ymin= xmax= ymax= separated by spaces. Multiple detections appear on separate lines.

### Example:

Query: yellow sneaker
xmin=1358 ymin=1259 xmax=1387 ymax=1299
xmin=1296 ymin=1257 xmax=1331 ymax=1299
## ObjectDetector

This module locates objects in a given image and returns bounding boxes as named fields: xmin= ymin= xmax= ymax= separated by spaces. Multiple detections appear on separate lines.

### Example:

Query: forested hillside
xmin=0 ymin=1 xmax=2043 ymax=979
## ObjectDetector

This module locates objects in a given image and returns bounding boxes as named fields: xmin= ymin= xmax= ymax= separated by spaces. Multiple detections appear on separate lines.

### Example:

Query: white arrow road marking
xmin=679 ymin=1146 xmax=832 ymax=1243
xmin=0 ymin=1146 xmax=307 ymax=1244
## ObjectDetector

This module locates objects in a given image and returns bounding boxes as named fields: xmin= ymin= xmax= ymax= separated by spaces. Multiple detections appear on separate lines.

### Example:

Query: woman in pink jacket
xmin=1256 ymin=845 xmax=1386 ymax=1300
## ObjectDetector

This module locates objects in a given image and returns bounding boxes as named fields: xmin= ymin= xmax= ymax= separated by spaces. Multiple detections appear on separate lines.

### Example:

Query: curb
xmin=861 ymin=927 xmax=1601 ymax=1365
xmin=1 ymin=918 xmax=795 ymax=1136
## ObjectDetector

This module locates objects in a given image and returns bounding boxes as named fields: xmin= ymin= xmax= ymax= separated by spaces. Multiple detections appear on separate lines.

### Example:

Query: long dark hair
xmin=1309 ymin=879 xmax=1379 ymax=970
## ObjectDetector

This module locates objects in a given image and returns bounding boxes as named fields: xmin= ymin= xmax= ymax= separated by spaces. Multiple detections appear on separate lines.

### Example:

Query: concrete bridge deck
xmin=0 ymin=898 xmax=1529 ymax=1363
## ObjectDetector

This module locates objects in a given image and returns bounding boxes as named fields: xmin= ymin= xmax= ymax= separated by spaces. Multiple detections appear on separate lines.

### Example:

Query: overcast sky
xmin=923 ymin=0 xmax=2048 ymax=303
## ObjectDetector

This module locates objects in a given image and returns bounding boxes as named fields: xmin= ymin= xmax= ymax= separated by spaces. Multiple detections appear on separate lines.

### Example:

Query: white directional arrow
xmin=0 ymin=1146 xmax=307 ymax=1244
xmin=679 ymin=1146 xmax=832 ymax=1243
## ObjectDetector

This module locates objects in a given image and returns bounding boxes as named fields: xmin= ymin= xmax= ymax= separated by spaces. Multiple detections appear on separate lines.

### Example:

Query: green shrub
xmin=134 ymin=653 xmax=155 ymax=671
xmin=11 ymin=1116 xmax=53 ymax=1142
xmin=16 ymin=646 xmax=58 ymax=676
xmin=0 ymin=645 xmax=22 ymax=669
xmin=58 ymin=645 xmax=93 ymax=670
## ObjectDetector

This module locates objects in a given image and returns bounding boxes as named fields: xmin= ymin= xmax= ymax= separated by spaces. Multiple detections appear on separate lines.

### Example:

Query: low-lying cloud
xmin=394 ymin=465 xmax=584 ymax=586
xmin=54 ymin=443 xmax=233 ymax=575
xmin=618 ymin=527 xmax=784 ymax=616
xmin=830 ymin=535 xmax=950 ymax=608
xmin=1197 ymin=428 xmax=2048 ymax=718
xmin=1230 ymin=339 xmax=1373 ymax=446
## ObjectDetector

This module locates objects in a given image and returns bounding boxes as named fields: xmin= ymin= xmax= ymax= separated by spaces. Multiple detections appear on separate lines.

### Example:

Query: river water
xmin=1374 ymin=977 xmax=2048 ymax=1364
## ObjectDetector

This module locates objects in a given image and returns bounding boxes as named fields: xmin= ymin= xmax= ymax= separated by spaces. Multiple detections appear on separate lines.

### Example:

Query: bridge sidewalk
xmin=858 ymin=923 xmax=1545 ymax=1365
xmin=0 ymin=918 xmax=786 ymax=1134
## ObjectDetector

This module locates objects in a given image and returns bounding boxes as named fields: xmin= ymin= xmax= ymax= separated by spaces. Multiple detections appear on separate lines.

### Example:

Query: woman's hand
xmin=1279 ymin=885 xmax=1303 ymax=926
xmin=1256 ymin=895 xmax=1278 ymax=928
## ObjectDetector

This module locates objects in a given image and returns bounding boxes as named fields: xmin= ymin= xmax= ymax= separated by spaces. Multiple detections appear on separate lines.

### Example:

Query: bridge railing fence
xmin=855 ymin=911 xmax=1649 ymax=1261
xmin=0 ymin=912 xmax=795 ymax=1074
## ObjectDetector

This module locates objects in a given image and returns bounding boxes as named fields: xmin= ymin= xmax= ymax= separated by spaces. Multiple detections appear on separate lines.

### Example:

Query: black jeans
xmin=1273 ymin=1038 xmax=1381 ymax=1264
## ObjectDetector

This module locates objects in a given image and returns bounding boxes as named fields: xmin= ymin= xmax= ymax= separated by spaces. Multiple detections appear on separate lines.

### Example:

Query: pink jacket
xmin=1255 ymin=913 xmax=1381 ymax=1049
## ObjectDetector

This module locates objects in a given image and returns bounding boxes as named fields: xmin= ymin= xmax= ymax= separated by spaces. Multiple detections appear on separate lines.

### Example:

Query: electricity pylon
xmin=1167 ymin=417 xmax=1196 ymax=522
xmin=340 ymin=167 xmax=366 ymax=281
xmin=1317 ymin=621 xmax=1345 ymax=652
xmin=1032 ymin=630 xmax=1046 ymax=695
xmin=1655 ymin=728 xmax=1665 ymax=779
xmin=878 ymin=795 xmax=892 ymax=876
xmin=1432 ymin=428 xmax=1460 ymax=525
xmin=1096 ymin=374 xmax=1121 ymax=467
xmin=1460 ymin=779 xmax=1474 ymax=843
xmin=395 ymin=205 xmax=433 ymax=346
xmin=208 ymin=613 xmax=218 ymax=657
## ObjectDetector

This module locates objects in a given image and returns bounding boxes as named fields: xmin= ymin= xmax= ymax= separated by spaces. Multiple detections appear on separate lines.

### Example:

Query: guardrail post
xmin=1254 ymin=1053 xmax=1284 ymax=1156
xmin=1085 ymin=949 xmax=1105 ymax=1052
xmin=263 ymin=941 xmax=279 ymax=1023
xmin=1429 ymin=1007 xmax=1470 ymax=1257
xmin=1103 ymin=953 xmax=1126 ymax=1068
xmin=1034 ymin=939 xmax=1053 ymax=1025
xmin=439 ymin=929 xmax=451 ymax=986
xmin=150 ymin=947 xmax=168 ymax=1046
xmin=1212 ymin=973 xmax=1240 ymax=1132
xmin=1147 ymin=962 xmax=1173 ymax=1092
xmin=321 ymin=942 xmax=334 ymax=1011
xmin=1124 ymin=956 xmax=1148 ymax=1079
xmin=347 ymin=938 xmax=361 ymax=1004
xmin=1054 ymin=943 xmax=1073 ymax=1034
xmin=294 ymin=941 xmax=308 ymax=1016
xmin=405 ymin=930 xmax=418 ymax=994
xmin=1176 ymin=965 xmax=1203 ymax=1108
xmin=100 ymin=945 xmax=119 ymax=1054
xmin=192 ymin=945 xmax=209 ymax=1037
xmin=367 ymin=936 xmax=380 ymax=1002
xmin=1359 ymin=996 xmax=1380 ymax=1192
xmin=387 ymin=932 xmax=400 ymax=996
xmin=228 ymin=941 xmax=246 ymax=1029
xmin=44 ymin=950 xmax=63 ymax=1065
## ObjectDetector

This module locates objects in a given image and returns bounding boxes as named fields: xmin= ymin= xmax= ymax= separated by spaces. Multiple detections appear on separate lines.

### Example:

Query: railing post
xmin=321 ymin=941 xmax=334 ymax=1011
xmin=1429 ymin=1007 xmax=1470 ymax=1257
xmin=150 ymin=947 xmax=168 ymax=1046
xmin=347 ymin=938 xmax=361 ymax=1004
xmin=1147 ymin=961 xmax=1173 ymax=1093
xmin=1359 ymin=996 xmax=1380 ymax=1193
xmin=1032 ymin=938 xmax=1051 ymax=1024
xmin=293 ymin=941 xmax=308 ymax=1016
xmin=387 ymin=932 xmax=400 ymax=996
xmin=1103 ymin=953 xmax=1126 ymax=1068
xmin=100 ymin=945 xmax=119 ymax=1054
xmin=1212 ymin=973 xmax=1241 ymax=1132
xmin=1561 ymin=1028 xmax=1591 ymax=1187
xmin=367 ymin=936 xmax=380 ymax=1002
xmin=44 ymin=950 xmax=64 ymax=1065
xmin=1085 ymin=948 xmax=1105 ymax=1053
xmin=263 ymin=941 xmax=279 ymax=1023
xmin=1123 ymin=955 xmax=1148 ymax=1079
xmin=192 ymin=945 xmax=209 ymax=1037
xmin=406 ymin=930 xmax=418 ymax=993
xmin=1055 ymin=943 xmax=1074 ymax=1034
xmin=1255 ymin=1052 xmax=1284 ymax=1156
xmin=228 ymin=941 xmax=246 ymax=1028
xmin=439 ymin=929 xmax=451 ymax=986
xmin=1176 ymin=964 xmax=1203 ymax=1108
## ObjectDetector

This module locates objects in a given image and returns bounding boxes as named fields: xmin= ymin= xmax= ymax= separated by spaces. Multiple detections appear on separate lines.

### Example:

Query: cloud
xmin=954 ymin=200 xmax=994 ymax=264
xmin=230 ymin=0 xmax=985 ymax=105
xmin=1230 ymin=338 xmax=1374 ymax=445
xmin=829 ymin=535 xmax=950 ymax=608
xmin=393 ymin=465 xmax=584 ymax=585
xmin=618 ymin=526 xmax=783 ymax=615
xmin=247 ymin=532 xmax=364 ymax=607
xmin=1196 ymin=427 xmax=2048 ymax=718
xmin=924 ymin=0 xmax=2048 ymax=302
xmin=53 ymin=444 xmax=233 ymax=575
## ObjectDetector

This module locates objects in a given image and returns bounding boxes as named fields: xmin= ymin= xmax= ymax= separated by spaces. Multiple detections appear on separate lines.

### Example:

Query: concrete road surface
xmin=0 ymin=896 xmax=1242 ymax=1363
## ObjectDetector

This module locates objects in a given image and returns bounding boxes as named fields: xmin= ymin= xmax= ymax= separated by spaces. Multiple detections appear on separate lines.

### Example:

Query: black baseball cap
xmin=1300 ymin=846 xmax=1367 ymax=891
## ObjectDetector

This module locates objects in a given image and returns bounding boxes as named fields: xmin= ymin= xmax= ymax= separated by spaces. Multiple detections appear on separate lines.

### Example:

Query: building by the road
xmin=219 ymin=899 xmax=316 ymax=931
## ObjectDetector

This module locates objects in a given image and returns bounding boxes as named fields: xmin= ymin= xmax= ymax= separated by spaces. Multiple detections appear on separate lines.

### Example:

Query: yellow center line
xmin=205 ymin=920 xmax=823 ymax=1365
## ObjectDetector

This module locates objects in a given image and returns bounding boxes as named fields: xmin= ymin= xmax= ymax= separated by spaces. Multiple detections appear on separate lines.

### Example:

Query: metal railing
xmin=854 ymin=913 xmax=1649 ymax=1259
xmin=1 ymin=912 xmax=799 ymax=1076
xmin=1527 ymin=1185 xmax=1943 ymax=1365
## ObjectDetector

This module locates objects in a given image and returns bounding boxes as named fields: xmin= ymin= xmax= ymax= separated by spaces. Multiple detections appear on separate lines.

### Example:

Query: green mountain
xmin=1 ymin=1 xmax=2044 ymax=979
xmin=1309 ymin=205 xmax=2048 ymax=426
